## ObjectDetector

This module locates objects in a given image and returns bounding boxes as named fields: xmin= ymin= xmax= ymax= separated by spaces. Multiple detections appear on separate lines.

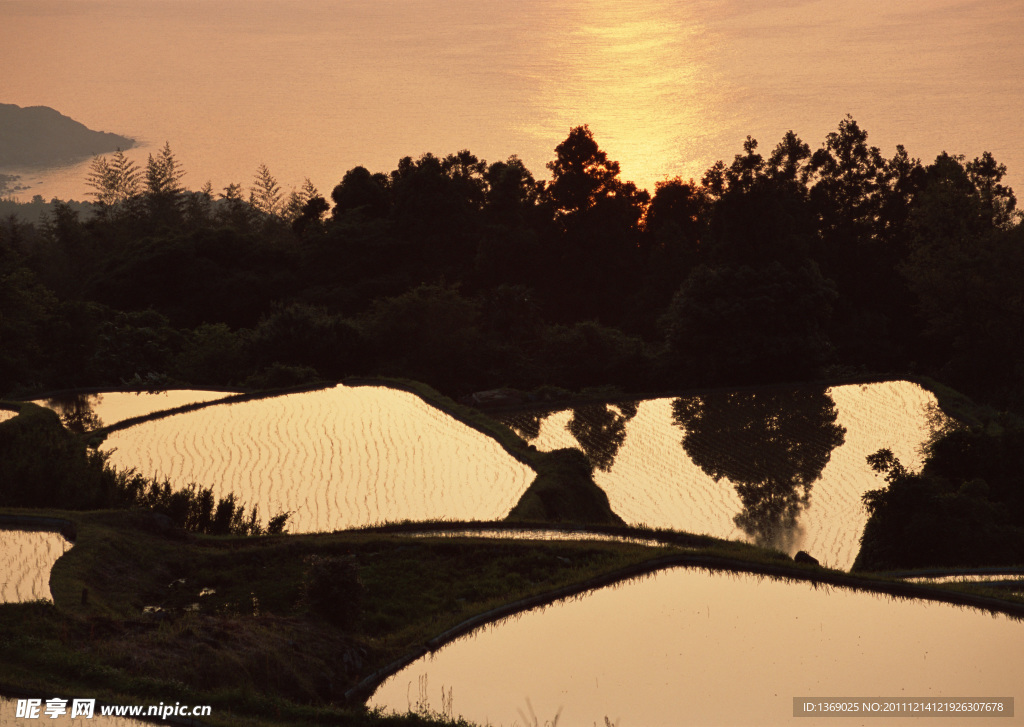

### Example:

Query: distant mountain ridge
xmin=0 ymin=103 xmax=135 ymax=168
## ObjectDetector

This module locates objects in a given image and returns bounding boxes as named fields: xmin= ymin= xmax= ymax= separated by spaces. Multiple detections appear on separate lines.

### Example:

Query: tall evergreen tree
xmin=86 ymin=149 xmax=141 ymax=210
xmin=144 ymin=142 xmax=186 ymax=223
xmin=250 ymin=164 xmax=283 ymax=217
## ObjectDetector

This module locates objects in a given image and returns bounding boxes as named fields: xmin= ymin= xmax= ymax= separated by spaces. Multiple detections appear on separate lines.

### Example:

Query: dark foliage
xmin=0 ymin=404 xmax=287 ymax=535
xmin=662 ymin=261 xmax=838 ymax=384
xmin=0 ymin=123 xmax=1019 ymax=408
xmin=854 ymin=419 xmax=1024 ymax=570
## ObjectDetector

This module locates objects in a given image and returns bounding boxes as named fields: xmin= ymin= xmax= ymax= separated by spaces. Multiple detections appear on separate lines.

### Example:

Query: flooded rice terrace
xmin=101 ymin=385 xmax=535 ymax=532
xmin=499 ymin=380 xmax=939 ymax=570
xmin=0 ymin=529 xmax=71 ymax=603
xmin=30 ymin=390 xmax=236 ymax=433
xmin=368 ymin=567 xmax=1024 ymax=726
xmin=97 ymin=380 xmax=939 ymax=564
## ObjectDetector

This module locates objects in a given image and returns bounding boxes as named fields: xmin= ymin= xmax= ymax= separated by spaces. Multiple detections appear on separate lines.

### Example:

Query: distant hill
xmin=0 ymin=103 xmax=135 ymax=168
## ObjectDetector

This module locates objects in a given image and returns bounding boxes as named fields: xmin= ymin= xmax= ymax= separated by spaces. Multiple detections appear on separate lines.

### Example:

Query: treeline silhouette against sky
xmin=1 ymin=117 xmax=1021 ymax=411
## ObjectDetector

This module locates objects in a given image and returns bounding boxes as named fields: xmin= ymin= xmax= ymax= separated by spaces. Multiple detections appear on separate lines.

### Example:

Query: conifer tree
xmin=86 ymin=149 xmax=141 ymax=208
xmin=145 ymin=142 xmax=185 ymax=197
xmin=144 ymin=142 xmax=186 ymax=222
xmin=283 ymin=178 xmax=319 ymax=221
xmin=250 ymin=164 xmax=283 ymax=217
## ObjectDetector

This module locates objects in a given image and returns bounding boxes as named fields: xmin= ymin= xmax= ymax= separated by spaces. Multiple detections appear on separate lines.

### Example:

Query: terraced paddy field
xmin=499 ymin=381 xmax=939 ymax=570
xmin=0 ymin=410 xmax=15 ymax=425
xmin=29 ymin=390 xmax=236 ymax=432
xmin=101 ymin=385 xmax=535 ymax=533
xmin=0 ymin=530 xmax=70 ymax=603
xmin=369 ymin=566 xmax=1024 ymax=726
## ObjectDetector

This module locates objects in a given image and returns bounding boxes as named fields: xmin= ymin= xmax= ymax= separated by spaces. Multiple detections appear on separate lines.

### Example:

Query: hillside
xmin=0 ymin=103 xmax=134 ymax=167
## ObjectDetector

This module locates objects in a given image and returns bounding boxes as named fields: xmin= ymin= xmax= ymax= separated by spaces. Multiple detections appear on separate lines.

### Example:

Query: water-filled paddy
xmin=0 ymin=410 xmax=15 ymax=425
xmin=500 ymin=381 xmax=938 ymax=569
xmin=0 ymin=530 xmax=71 ymax=603
xmin=30 ymin=390 xmax=235 ymax=432
xmin=369 ymin=567 xmax=1024 ymax=726
xmin=408 ymin=528 xmax=672 ymax=548
xmin=101 ymin=385 xmax=534 ymax=532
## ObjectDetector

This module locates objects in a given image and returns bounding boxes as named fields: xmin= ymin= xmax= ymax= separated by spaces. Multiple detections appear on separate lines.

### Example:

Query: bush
xmin=534 ymin=321 xmax=649 ymax=390
xmin=853 ymin=443 xmax=1024 ymax=570
xmin=250 ymin=302 xmax=361 ymax=379
xmin=0 ymin=404 xmax=110 ymax=508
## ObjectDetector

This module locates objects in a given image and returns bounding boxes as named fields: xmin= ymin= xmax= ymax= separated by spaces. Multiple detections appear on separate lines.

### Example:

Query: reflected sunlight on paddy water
xmin=369 ymin=566 xmax=1024 ymax=726
xmin=0 ymin=530 xmax=71 ymax=603
xmin=2 ymin=0 xmax=1020 ymax=199
xmin=100 ymin=386 xmax=535 ymax=533
xmin=501 ymin=380 xmax=938 ymax=570
xmin=98 ymin=380 xmax=939 ymax=567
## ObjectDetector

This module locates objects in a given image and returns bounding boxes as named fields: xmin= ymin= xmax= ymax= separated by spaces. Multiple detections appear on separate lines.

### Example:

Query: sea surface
xmin=2 ymin=0 xmax=1022 ymax=201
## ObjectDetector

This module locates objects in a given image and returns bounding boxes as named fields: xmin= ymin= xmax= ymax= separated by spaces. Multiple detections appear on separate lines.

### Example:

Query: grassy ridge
xmin=7 ymin=511 xmax=1024 ymax=725
xmin=2 ymin=510 xmax=691 ymax=725
xmin=3 ymin=510 xmax=1024 ymax=726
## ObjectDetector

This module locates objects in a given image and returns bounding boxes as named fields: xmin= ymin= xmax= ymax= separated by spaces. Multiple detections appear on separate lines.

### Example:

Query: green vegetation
xmin=0 ymin=510 xmax=698 ymax=726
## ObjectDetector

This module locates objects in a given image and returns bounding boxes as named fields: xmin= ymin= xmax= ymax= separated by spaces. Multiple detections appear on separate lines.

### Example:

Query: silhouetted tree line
xmin=1 ymin=118 xmax=1021 ymax=408
xmin=854 ymin=413 xmax=1024 ymax=570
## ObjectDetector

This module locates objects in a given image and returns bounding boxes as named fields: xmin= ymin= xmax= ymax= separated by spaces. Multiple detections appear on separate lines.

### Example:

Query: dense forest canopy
xmin=1 ymin=117 xmax=1021 ymax=410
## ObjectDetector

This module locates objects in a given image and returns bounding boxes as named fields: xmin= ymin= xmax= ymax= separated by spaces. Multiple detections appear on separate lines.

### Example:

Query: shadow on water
xmin=565 ymin=402 xmax=639 ymax=472
xmin=671 ymin=388 xmax=846 ymax=550
xmin=502 ymin=402 xmax=640 ymax=471
xmin=43 ymin=393 xmax=104 ymax=433
xmin=505 ymin=410 xmax=552 ymax=441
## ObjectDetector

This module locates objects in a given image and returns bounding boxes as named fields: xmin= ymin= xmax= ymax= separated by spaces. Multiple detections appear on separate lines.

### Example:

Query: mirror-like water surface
xmin=369 ymin=567 xmax=1024 ymax=726
xmin=0 ymin=411 xmax=15 ymax=425
xmin=2 ymin=1 xmax=1021 ymax=200
xmin=101 ymin=385 xmax=534 ymax=532
xmin=501 ymin=381 xmax=939 ymax=570
xmin=0 ymin=530 xmax=71 ymax=603
xmin=408 ymin=529 xmax=672 ymax=549
xmin=29 ymin=390 xmax=235 ymax=433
